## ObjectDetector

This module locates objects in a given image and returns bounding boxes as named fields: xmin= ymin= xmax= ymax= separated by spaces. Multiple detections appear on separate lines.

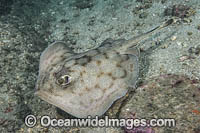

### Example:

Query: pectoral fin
xmin=39 ymin=41 xmax=74 ymax=73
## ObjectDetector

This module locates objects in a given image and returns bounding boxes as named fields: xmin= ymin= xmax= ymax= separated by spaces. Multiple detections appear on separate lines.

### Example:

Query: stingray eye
xmin=56 ymin=75 xmax=71 ymax=86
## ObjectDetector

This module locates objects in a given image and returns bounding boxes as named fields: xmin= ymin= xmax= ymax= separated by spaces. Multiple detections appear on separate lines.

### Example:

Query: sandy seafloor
xmin=0 ymin=0 xmax=200 ymax=132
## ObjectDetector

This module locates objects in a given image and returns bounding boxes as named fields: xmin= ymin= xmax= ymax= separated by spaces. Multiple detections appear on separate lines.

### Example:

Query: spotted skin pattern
xmin=35 ymin=19 xmax=173 ymax=118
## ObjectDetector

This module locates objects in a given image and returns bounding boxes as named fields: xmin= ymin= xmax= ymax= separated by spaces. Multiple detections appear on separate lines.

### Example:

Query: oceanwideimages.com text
xmin=25 ymin=115 xmax=176 ymax=129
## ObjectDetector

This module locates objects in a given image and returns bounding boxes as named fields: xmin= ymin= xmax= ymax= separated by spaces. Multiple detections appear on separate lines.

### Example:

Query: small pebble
xmin=171 ymin=36 xmax=177 ymax=41
xmin=177 ymin=41 xmax=182 ymax=46
xmin=188 ymin=47 xmax=196 ymax=54
xmin=195 ymin=45 xmax=200 ymax=55
xmin=161 ymin=44 xmax=168 ymax=49
xmin=178 ymin=55 xmax=190 ymax=62
xmin=182 ymin=43 xmax=187 ymax=47
xmin=197 ymin=25 xmax=200 ymax=30
xmin=187 ymin=32 xmax=192 ymax=36
xmin=188 ymin=45 xmax=200 ymax=55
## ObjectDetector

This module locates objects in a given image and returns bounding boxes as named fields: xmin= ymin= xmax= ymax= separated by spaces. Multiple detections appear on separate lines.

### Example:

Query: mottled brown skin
xmin=35 ymin=19 xmax=174 ymax=118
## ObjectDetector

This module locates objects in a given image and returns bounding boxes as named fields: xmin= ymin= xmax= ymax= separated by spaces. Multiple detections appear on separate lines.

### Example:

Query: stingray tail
xmin=124 ymin=18 xmax=174 ymax=49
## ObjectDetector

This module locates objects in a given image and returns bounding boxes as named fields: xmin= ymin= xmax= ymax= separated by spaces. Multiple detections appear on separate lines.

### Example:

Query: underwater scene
xmin=0 ymin=0 xmax=200 ymax=132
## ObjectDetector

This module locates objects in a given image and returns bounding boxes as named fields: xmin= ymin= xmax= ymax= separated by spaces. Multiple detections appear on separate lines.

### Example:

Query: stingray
xmin=35 ymin=19 xmax=173 ymax=118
